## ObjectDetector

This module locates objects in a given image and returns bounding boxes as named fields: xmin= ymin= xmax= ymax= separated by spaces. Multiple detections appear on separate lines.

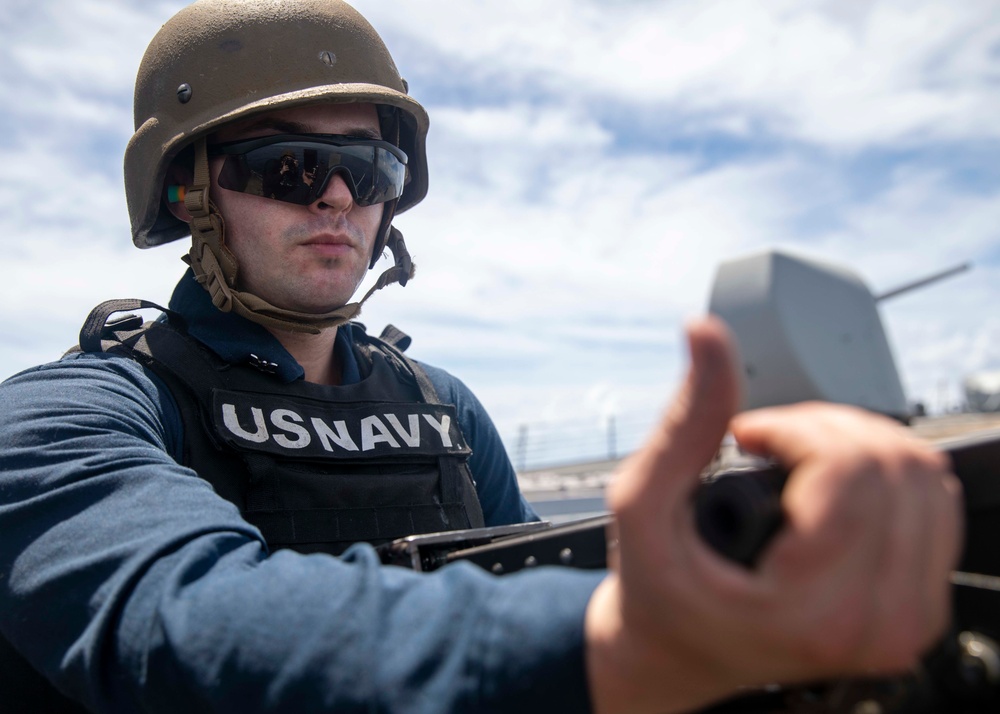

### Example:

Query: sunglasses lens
xmin=214 ymin=137 xmax=406 ymax=207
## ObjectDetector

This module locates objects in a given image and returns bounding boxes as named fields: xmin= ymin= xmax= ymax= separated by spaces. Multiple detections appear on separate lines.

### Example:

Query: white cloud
xmin=2 ymin=0 xmax=999 ymax=465
xmin=358 ymin=0 xmax=1000 ymax=147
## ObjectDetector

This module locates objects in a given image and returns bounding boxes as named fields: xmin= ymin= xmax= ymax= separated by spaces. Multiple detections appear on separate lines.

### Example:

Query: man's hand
xmin=585 ymin=316 xmax=963 ymax=714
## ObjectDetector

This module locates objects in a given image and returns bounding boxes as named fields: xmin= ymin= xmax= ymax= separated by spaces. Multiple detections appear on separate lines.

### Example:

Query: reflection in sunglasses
xmin=209 ymin=134 xmax=407 ymax=207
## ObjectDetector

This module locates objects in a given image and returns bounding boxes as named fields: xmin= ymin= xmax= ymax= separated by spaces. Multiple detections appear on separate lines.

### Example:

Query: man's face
xmin=209 ymin=103 xmax=385 ymax=315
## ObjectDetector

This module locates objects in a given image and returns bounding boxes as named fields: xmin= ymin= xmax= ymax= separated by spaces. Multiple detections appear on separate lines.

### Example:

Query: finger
xmin=609 ymin=316 xmax=741 ymax=516
xmin=748 ymin=453 xmax=891 ymax=679
xmin=738 ymin=410 xmax=957 ymax=673
xmin=731 ymin=403 xmax=905 ymax=472
xmin=863 ymin=460 xmax=931 ymax=672
xmin=862 ymin=455 xmax=959 ymax=671
xmin=921 ymin=470 xmax=963 ymax=650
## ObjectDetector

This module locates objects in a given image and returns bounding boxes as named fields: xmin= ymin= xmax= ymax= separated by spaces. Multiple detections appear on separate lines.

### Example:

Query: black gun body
xmin=385 ymin=429 xmax=1000 ymax=713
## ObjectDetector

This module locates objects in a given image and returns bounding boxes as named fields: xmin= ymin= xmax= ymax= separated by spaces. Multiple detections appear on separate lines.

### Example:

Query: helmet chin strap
xmin=182 ymin=137 xmax=415 ymax=335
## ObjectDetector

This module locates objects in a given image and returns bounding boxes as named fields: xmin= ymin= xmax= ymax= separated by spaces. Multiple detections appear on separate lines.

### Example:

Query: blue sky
xmin=2 ymin=0 xmax=1000 ymax=464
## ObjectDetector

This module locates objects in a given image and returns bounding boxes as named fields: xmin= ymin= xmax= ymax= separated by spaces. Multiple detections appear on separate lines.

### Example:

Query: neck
xmin=268 ymin=325 xmax=342 ymax=385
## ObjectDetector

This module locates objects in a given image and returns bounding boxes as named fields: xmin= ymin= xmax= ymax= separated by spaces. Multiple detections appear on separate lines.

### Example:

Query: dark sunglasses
xmin=207 ymin=134 xmax=407 ymax=207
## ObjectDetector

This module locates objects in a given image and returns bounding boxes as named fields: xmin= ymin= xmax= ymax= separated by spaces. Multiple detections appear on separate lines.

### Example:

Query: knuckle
xmin=941 ymin=469 xmax=964 ymax=505
xmin=901 ymin=448 xmax=945 ymax=479
xmin=604 ymin=475 xmax=633 ymax=515
xmin=840 ymin=457 xmax=889 ymax=510
xmin=925 ymin=448 xmax=951 ymax=475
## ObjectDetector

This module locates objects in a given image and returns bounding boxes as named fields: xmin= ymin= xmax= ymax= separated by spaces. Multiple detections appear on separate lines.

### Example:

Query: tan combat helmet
xmin=124 ymin=0 xmax=428 ymax=333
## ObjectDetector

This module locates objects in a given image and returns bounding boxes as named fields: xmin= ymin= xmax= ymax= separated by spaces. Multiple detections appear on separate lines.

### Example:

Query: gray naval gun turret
xmin=708 ymin=248 xmax=970 ymax=422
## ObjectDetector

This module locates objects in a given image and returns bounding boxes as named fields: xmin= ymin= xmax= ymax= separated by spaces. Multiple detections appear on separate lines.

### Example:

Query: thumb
xmin=610 ymin=316 xmax=742 ymax=515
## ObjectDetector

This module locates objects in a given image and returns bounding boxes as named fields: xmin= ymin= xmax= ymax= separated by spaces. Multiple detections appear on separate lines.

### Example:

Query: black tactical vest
xmin=80 ymin=299 xmax=486 ymax=554
xmin=1 ymin=299 xmax=486 ymax=712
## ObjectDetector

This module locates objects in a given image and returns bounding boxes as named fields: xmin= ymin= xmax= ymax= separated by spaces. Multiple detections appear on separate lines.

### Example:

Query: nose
xmin=310 ymin=169 xmax=355 ymax=212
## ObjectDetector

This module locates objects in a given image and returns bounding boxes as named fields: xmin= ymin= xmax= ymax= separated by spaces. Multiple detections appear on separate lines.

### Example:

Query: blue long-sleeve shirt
xmin=0 ymin=272 xmax=603 ymax=713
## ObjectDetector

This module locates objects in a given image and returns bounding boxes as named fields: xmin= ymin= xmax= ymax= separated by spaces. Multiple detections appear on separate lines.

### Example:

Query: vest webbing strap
xmin=78 ymin=298 xmax=180 ymax=354
xmin=378 ymin=324 xmax=412 ymax=352
xmin=363 ymin=333 xmax=486 ymax=528
xmin=251 ymin=503 xmax=471 ymax=546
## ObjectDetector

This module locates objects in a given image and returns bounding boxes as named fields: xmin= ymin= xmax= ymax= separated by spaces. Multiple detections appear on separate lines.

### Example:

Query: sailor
xmin=0 ymin=1 xmax=962 ymax=713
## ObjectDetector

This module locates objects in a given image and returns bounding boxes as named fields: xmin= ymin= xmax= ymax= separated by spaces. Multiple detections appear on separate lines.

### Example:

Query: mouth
xmin=301 ymin=233 xmax=356 ymax=256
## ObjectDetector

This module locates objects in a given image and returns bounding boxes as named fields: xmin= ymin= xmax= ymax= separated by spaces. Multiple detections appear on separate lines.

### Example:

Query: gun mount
xmin=386 ymin=429 xmax=1000 ymax=713
xmin=707 ymin=250 xmax=970 ymax=421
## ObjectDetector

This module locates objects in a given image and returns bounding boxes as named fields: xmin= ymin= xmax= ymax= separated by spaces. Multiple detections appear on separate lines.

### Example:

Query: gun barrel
xmin=875 ymin=262 xmax=971 ymax=302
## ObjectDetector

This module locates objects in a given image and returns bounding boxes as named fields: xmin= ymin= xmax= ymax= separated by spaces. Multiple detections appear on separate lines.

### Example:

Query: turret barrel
xmin=875 ymin=262 xmax=971 ymax=302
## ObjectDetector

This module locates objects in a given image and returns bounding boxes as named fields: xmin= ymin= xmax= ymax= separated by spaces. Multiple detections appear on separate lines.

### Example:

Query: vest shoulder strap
xmin=76 ymin=302 xmax=441 ymax=410
xmin=74 ymin=299 xmax=232 ymax=410
xmin=76 ymin=298 xmax=185 ymax=354
xmin=352 ymin=323 xmax=442 ymax=406
xmin=378 ymin=324 xmax=412 ymax=352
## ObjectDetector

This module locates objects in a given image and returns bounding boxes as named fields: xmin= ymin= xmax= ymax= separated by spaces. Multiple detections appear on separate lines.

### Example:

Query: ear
xmin=164 ymin=161 xmax=194 ymax=223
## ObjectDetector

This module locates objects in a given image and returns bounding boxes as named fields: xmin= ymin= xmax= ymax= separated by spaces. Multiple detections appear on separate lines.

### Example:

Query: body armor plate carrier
xmin=78 ymin=299 xmax=486 ymax=555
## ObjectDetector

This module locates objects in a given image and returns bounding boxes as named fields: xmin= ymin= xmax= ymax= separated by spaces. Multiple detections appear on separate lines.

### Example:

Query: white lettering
xmin=222 ymin=404 xmax=269 ymax=443
xmin=422 ymin=413 xmax=453 ymax=448
xmin=270 ymin=409 xmax=311 ymax=449
xmin=385 ymin=413 xmax=421 ymax=447
xmin=311 ymin=418 xmax=359 ymax=452
xmin=361 ymin=415 xmax=399 ymax=451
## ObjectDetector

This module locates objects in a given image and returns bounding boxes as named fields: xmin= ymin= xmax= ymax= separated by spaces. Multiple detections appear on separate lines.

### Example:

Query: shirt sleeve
xmin=0 ymin=353 xmax=600 ymax=713
xmin=417 ymin=361 xmax=540 ymax=525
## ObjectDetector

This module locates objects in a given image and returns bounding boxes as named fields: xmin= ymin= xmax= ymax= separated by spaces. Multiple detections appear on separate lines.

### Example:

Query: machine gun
xmin=381 ymin=428 xmax=1000 ymax=713
xmin=381 ymin=248 xmax=994 ymax=712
